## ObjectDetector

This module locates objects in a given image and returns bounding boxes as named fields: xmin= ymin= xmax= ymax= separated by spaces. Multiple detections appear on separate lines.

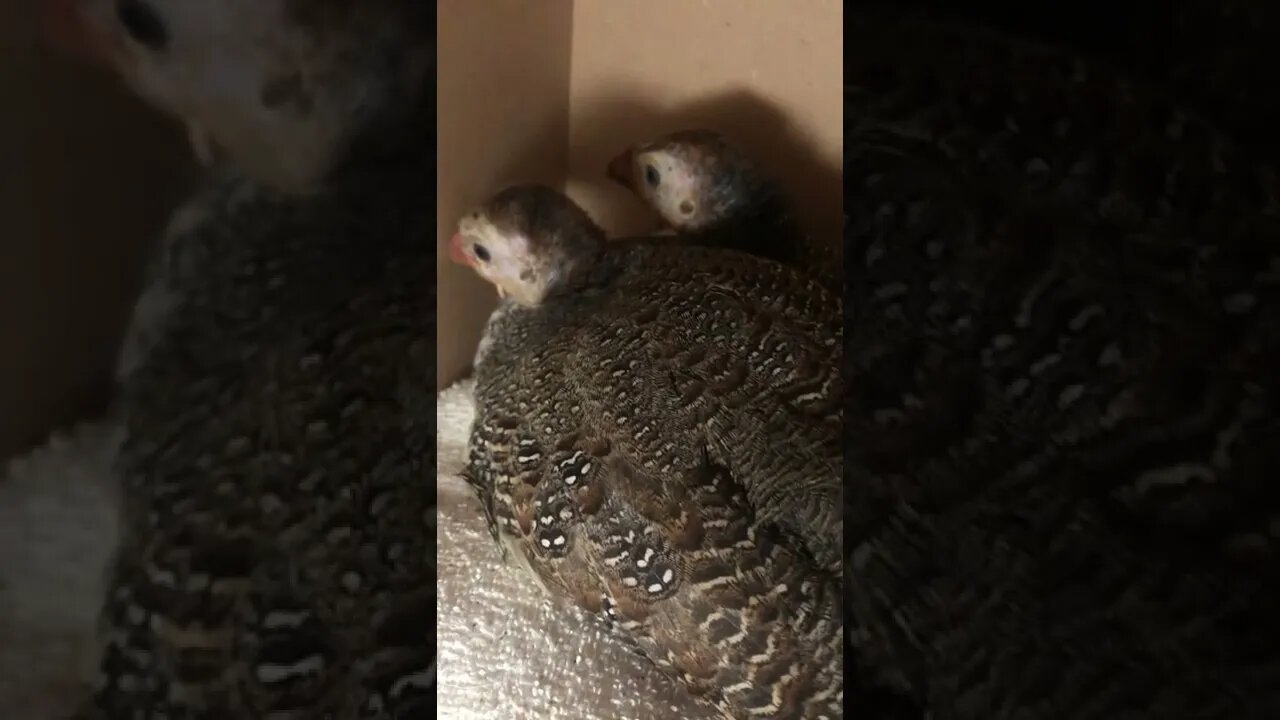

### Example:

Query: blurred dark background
xmin=861 ymin=0 xmax=1280 ymax=164
xmin=0 ymin=2 xmax=195 ymax=462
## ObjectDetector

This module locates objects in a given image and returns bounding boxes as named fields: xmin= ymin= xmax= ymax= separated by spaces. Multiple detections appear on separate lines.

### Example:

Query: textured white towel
xmin=0 ymin=419 xmax=122 ymax=720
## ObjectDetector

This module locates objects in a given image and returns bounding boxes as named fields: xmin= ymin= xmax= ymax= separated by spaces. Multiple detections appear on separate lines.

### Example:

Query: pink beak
xmin=448 ymin=233 xmax=472 ymax=266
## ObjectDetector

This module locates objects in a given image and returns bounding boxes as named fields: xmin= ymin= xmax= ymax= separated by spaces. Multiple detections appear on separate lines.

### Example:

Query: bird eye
xmin=644 ymin=164 xmax=660 ymax=188
xmin=473 ymin=244 xmax=491 ymax=262
xmin=116 ymin=0 xmax=169 ymax=50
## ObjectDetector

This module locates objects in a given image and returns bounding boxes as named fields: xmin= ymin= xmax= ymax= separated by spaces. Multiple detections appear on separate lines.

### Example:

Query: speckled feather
xmin=844 ymin=8 xmax=1280 ymax=717
xmin=466 ymin=217 xmax=843 ymax=719
xmin=52 ymin=2 xmax=438 ymax=715
xmin=611 ymin=127 xmax=926 ymax=716
xmin=76 ymin=154 xmax=435 ymax=719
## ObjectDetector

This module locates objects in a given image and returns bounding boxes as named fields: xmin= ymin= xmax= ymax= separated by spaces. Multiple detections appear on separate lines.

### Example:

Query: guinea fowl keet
xmin=607 ymin=129 xmax=842 ymax=293
xmin=607 ymin=126 xmax=921 ymax=715
xmin=69 ymin=0 xmax=432 ymax=193
xmin=451 ymin=185 xmax=843 ymax=720
xmin=46 ymin=1 xmax=437 ymax=717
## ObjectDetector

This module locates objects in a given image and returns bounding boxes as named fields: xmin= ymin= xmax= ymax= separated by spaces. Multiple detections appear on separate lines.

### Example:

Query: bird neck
xmin=535 ymin=233 xmax=611 ymax=304
xmin=703 ymin=184 xmax=806 ymax=264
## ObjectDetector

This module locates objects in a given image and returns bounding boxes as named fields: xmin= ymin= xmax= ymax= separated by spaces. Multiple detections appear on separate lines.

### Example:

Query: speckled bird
xmin=53 ymin=1 xmax=437 ymax=717
xmin=606 ymin=129 xmax=842 ymax=293
xmin=840 ymin=6 xmax=1280 ymax=717
xmin=607 ymin=127 xmax=919 ymax=717
xmin=449 ymin=185 xmax=843 ymax=720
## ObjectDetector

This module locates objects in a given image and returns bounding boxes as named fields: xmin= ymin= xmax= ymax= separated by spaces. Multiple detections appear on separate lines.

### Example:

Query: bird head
xmin=450 ymin=185 xmax=606 ymax=308
xmin=41 ymin=0 xmax=430 ymax=194
xmin=606 ymin=128 xmax=768 ymax=232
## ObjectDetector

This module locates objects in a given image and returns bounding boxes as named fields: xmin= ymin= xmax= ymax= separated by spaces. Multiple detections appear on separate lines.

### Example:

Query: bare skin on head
xmin=449 ymin=185 xmax=606 ymax=307
xmin=606 ymin=129 xmax=766 ymax=233
xmin=53 ymin=0 xmax=430 ymax=192
xmin=606 ymin=129 xmax=843 ymax=292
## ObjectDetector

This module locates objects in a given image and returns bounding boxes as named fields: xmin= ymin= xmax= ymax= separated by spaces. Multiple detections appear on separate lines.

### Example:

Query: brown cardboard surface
xmin=567 ymin=0 xmax=843 ymax=241
xmin=0 ymin=3 xmax=194 ymax=461
xmin=435 ymin=0 xmax=574 ymax=388
xmin=436 ymin=0 xmax=843 ymax=387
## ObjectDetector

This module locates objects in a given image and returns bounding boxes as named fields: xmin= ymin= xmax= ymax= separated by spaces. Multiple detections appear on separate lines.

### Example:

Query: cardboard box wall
xmin=0 ymin=2 xmax=195 ymax=461
xmin=437 ymin=0 xmax=843 ymax=388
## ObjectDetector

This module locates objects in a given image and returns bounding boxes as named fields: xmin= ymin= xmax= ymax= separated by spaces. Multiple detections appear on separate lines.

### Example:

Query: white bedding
xmin=0 ymin=419 xmax=122 ymax=720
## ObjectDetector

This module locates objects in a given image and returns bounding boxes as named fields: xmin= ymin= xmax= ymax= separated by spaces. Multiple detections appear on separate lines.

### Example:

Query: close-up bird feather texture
xmin=839 ymin=4 xmax=1280 ymax=717
xmin=7 ymin=1 xmax=436 ymax=718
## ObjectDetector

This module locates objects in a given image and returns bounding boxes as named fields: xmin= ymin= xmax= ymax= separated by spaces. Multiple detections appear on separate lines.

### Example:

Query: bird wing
xmin=467 ymin=247 xmax=846 ymax=716
xmin=588 ymin=243 xmax=844 ymax=572
xmin=473 ymin=361 xmax=843 ymax=718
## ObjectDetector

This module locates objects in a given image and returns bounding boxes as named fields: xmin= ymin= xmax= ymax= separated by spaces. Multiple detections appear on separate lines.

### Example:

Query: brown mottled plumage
xmin=85 ymin=166 xmax=435 ymax=720
xmin=451 ymin=185 xmax=842 ymax=719
xmin=57 ymin=1 xmax=436 ymax=717
xmin=843 ymin=7 xmax=1280 ymax=717
xmin=606 ymin=129 xmax=918 ymax=716
xmin=607 ymin=129 xmax=842 ymax=293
